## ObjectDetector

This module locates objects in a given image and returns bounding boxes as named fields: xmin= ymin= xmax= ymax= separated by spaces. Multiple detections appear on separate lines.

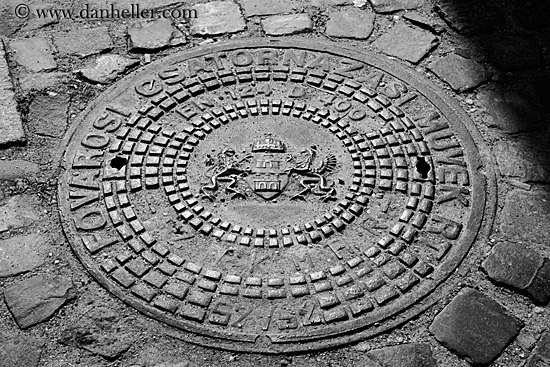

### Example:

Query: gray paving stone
xmin=262 ymin=14 xmax=313 ymax=36
xmin=429 ymin=288 xmax=523 ymax=366
xmin=18 ymin=72 xmax=69 ymax=92
xmin=369 ymin=0 xmax=424 ymax=13
xmin=59 ymin=307 xmax=134 ymax=360
xmin=53 ymin=27 xmax=113 ymax=57
xmin=28 ymin=93 xmax=70 ymax=138
xmin=367 ymin=343 xmax=438 ymax=367
xmin=524 ymin=332 xmax=550 ymax=367
xmin=428 ymin=53 xmax=491 ymax=92
xmin=9 ymin=37 xmax=57 ymax=73
xmin=128 ymin=19 xmax=185 ymax=51
xmin=492 ymin=140 xmax=550 ymax=183
xmin=403 ymin=12 xmax=445 ymax=34
xmin=0 ymin=39 xmax=25 ymax=146
xmin=481 ymin=35 xmax=544 ymax=71
xmin=4 ymin=274 xmax=74 ymax=329
xmin=526 ymin=259 xmax=550 ymax=305
xmin=373 ymin=23 xmax=437 ymax=64
xmin=478 ymin=89 xmax=546 ymax=134
xmin=0 ymin=160 xmax=40 ymax=181
xmin=0 ymin=195 xmax=40 ymax=233
xmin=325 ymin=9 xmax=375 ymax=39
xmin=0 ymin=332 xmax=43 ymax=367
xmin=501 ymin=190 xmax=550 ymax=247
xmin=0 ymin=234 xmax=45 ymax=277
xmin=190 ymin=1 xmax=246 ymax=36
xmin=78 ymin=55 xmax=139 ymax=84
xmin=240 ymin=0 xmax=296 ymax=16
xmin=0 ymin=0 xmax=27 ymax=37
xmin=482 ymin=242 xmax=543 ymax=290
xmin=153 ymin=363 xmax=190 ymax=367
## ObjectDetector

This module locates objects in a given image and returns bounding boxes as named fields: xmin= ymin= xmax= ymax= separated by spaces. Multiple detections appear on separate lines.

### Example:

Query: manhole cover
xmin=59 ymin=39 xmax=486 ymax=353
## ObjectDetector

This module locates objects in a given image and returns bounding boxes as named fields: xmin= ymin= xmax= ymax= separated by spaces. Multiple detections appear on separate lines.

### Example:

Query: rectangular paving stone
xmin=9 ymin=37 xmax=57 ymax=73
xmin=429 ymin=288 xmax=523 ymax=366
xmin=369 ymin=0 xmax=424 ymax=13
xmin=525 ymin=332 xmax=550 ymax=367
xmin=526 ymin=259 xmax=550 ymax=305
xmin=367 ymin=343 xmax=438 ymax=367
xmin=240 ymin=0 xmax=297 ymax=16
xmin=190 ymin=1 xmax=246 ymax=36
xmin=325 ymin=9 xmax=375 ymax=39
xmin=482 ymin=241 xmax=543 ymax=290
xmin=53 ymin=26 xmax=113 ymax=57
xmin=0 ymin=234 xmax=44 ymax=277
xmin=428 ymin=53 xmax=492 ymax=92
xmin=262 ymin=14 xmax=312 ymax=36
xmin=373 ymin=23 xmax=437 ymax=64
xmin=0 ymin=40 xmax=25 ymax=146
xmin=500 ymin=190 xmax=550 ymax=246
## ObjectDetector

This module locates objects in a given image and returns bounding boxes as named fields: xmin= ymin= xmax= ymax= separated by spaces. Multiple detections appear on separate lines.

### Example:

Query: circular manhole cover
xmin=59 ymin=39 xmax=486 ymax=353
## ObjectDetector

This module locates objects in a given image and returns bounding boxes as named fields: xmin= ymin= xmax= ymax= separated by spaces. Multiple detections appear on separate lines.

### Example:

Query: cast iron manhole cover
xmin=59 ymin=39 xmax=486 ymax=353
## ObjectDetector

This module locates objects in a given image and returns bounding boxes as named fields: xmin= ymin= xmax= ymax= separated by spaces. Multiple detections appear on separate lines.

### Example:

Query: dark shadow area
xmin=433 ymin=0 xmax=550 ymax=185
xmin=110 ymin=156 xmax=128 ymax=170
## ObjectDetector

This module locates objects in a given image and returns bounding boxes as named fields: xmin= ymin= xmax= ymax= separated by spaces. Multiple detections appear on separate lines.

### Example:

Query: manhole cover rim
xmin=57 ymin=37 xmax=489 ymax=353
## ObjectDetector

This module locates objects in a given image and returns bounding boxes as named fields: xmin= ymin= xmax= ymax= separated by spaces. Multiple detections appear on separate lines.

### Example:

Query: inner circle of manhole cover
xmin=59 ymin=39 xmax=486 ymax=353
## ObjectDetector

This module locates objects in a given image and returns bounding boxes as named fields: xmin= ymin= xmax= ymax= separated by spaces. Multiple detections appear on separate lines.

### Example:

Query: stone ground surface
xmin=0 ymin=0 xmax=549 ymax=366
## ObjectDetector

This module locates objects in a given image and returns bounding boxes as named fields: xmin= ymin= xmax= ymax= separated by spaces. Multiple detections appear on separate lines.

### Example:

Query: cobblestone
xmin=28 ymin=93 xmax=70 ymax=138
xmin=434 ymin=0 xmax=504 ymax=35
xmin=9 ymin=37 xmax=57 ymax=73
xmin=367 ymin=343 xmax=438 ymax=367
xmin=373 ymin=23 xmax=437 ymax=63
xmin=493 ymin=139 xmax=550 ymax=183
xmin=190 ymin=1 xmax=246 ymax=36
xmin=0 ymin=234 xmax=45 ymax=277
xmin=18 ymin=72 xmax=69 ymax=92
xmin=4 ymin=274 xmax=74 ymax=329
xmin=482 ymin=242 xmax=544 ymax=291
xmin=0 ymin=332 xmax=43 ymax=367
xmin=428 ymin=53 xmax=491 ymax=92
xmin=526 ymin=259 xmax=550 ymax=305
xmin=369 ymin=0 xmax=424 ymax=13
xmin=240 ymin=0 xmax=296 ymax=16
xmin=0 ymin=195 xmax=40 ymax=233
xmin=402 ymin=12 xmax=445 ymax=34
xmin=0 ymin=159 xmax=40 ymax=181
xmin=430 ymin=288 xmax=523 ymax=366
xmin=128 ymin=19 xmax=186 ymax=51
xmin=262 ymin=14 xmax=313 ymax=36
xmin=59 ymin=307 xmax=134 ymax=360
xmin=478 ymin=89 xmax=546 ymax=134
xmin=53 ymin=26 xmax=113 ymax=57
xmin=78 ymin=55 xmax=139 ymax=84
xmin=525 ymin=332 xmax=550 ymax=367
xmin=325 ymin=9 xmax=375 ymax=39
xmin=0 ymin=39 xmax=25 ymax=146
xmin=500 ymin=190 xmax=550 ymax=247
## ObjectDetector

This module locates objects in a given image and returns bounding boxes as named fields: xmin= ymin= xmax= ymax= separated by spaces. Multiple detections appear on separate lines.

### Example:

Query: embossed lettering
xmin=231 ymin=50 xmax=253 ymax=67
xmin=135 ymin=79 xmax=163 ymax=97
xmin=74 ymin=207 xmax=106 ymax=231
xmin=427 ymin=215 xmax=463 ymax=239
xmin=282 ymin=49 xmax=307 ymax=67
xmin=81 ymin=133 xmax=109 ymax=149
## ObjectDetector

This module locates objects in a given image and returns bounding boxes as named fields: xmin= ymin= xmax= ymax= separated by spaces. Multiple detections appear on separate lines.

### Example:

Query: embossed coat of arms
xmin=200 ymin=136 xmax=337 ymax=202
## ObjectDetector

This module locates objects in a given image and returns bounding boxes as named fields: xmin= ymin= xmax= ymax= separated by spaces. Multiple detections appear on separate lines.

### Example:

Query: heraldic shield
xmin=244 ymin=137 xmax=291 ymax=201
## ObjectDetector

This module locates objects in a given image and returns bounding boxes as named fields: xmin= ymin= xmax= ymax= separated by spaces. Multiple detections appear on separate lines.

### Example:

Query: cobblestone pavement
xmin=0 ymin=0 xmax=549 ymax=366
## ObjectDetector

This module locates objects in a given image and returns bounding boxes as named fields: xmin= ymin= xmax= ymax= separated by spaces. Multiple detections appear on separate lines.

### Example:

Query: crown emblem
xmin=252 ymin=137 xmax=286 ymax=153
